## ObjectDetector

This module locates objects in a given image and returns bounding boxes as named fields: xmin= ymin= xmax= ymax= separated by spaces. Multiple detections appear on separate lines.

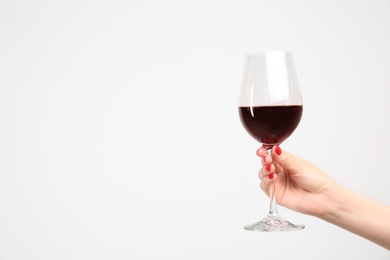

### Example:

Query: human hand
xmin=258 ymin=145 xmax=390 ymax=250
xmin=257 ymin=145 xmax=338 ymax=218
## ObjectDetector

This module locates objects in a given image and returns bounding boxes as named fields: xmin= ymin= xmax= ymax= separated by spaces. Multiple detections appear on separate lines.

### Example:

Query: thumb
xmin=271 ymin=145 xmax=302 ymax=172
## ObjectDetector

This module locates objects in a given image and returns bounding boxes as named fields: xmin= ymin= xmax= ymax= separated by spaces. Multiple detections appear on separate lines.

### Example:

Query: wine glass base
xmin=244 ymin=215 xmax=305 ymax=232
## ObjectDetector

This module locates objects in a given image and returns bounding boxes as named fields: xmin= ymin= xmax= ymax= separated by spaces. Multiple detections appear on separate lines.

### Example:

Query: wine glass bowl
xmin=239 ymin=105 xmax=303 ymax=149
xmin=238 ymin=51 xmax=304 ymax=231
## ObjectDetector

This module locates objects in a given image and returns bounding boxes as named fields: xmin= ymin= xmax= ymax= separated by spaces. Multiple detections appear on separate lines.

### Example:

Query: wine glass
xmin=238 ymin=51 xmax=304 ymax=231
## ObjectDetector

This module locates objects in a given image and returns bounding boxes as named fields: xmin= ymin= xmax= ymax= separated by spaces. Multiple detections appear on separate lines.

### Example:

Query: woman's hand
xmin=257 ymin=145 xmax=337 ymax=218
xmin=257 ymin=145 xmax=390 ymax=250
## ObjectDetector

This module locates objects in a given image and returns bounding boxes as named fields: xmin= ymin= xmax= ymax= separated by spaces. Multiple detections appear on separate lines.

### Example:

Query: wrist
xmin=318 ymin=184 xmax=390 ymax=250
xmin=319 ymin=183 xmax=353 ymax=222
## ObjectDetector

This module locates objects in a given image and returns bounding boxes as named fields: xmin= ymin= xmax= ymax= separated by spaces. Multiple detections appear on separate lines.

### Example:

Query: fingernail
xmin=275 ymin=145 xmax=282 ymax=156
xmin=266 ymin=164 xmax=272 ymax=172
xmin=268 ymin=173 xmax=275 ymax=179
xmin=263 ymin=155 xmax=267 ymax=163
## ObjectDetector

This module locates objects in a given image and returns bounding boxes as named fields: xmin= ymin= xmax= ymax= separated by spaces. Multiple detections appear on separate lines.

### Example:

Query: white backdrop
xmin=0 ymin=0 xmax=389 ymax=259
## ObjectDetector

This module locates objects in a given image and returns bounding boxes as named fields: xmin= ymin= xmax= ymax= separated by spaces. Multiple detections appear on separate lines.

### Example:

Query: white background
xmin=0 ymin=0 xmax=389 ymax=259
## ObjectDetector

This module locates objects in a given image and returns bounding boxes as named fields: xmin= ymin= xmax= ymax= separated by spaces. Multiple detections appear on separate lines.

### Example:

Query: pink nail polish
xmin=275 ymin=145 xmax=282 ymax=156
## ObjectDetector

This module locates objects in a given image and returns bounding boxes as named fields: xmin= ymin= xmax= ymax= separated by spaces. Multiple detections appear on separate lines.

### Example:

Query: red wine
xmin=239 ymin=105 xmax=303 ymax=148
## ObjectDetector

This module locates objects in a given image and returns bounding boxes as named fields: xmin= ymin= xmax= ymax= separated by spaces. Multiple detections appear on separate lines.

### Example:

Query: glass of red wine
xmin=238 ymin=51 xmax=304 ymax=231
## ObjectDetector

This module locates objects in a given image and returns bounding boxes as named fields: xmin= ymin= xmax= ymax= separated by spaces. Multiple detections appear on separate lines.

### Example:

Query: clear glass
xmin=238 ymin=51 xmax=305 ymax=231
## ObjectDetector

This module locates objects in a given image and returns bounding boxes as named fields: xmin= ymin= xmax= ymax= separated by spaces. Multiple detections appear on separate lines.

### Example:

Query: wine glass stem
xmin=269 ymin=181 xmax=278 ymax=217
xmin=268 ymin=149 xmax=278 ymax=217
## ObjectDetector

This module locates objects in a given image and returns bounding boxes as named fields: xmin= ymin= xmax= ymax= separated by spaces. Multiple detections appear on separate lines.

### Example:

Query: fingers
xmin=256 ymin=146 xmax=269 ymax=165
xmin=270 ymin=145 xmax=301 ymax=172
xmin=257 ymin=146 xmax=277 ymax=195
xmin=258 ymin=162 xmax=275 ymax=178
xmin=257 ymin=146 xmax=275 ymax=167
xmin=259 ymin=165 xmax=276 ymax=195
xmin=257 ymin=145 xmax=276 ymax=175
xmin=257 ymin=145 xmax=305 ymax=197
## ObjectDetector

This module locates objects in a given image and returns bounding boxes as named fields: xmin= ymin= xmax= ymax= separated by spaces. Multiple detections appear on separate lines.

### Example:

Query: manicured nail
xmin=263 ymin=155 xmax=267 ymax=163
xmin=266 ymin=164 xmax=272 ymax=172
xmin=268 ymin=173 xmax=275 ymax=179
xmin=275 ymin=145 xmax=282 ymax=156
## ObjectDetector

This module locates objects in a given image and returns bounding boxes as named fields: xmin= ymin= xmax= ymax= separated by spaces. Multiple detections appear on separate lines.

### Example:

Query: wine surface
xmin=239 ymin=106 xmax=303 ymax=148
